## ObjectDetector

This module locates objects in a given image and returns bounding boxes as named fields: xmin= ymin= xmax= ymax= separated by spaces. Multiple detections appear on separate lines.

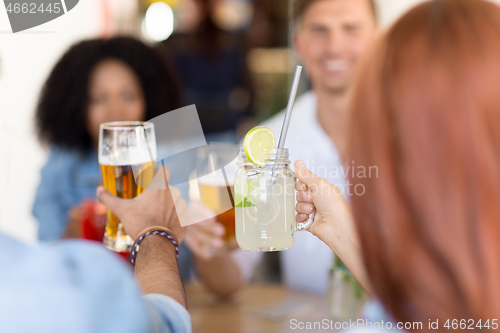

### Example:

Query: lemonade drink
xmin=235 ymin=173 xmax=296 ymax=251
xmin=235 ymin=127 xmax=312 ymax=252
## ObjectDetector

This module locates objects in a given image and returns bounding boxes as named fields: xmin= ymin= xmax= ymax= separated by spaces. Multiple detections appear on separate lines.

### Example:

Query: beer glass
xmin=234 ymin=148 xmax=312 ymax=251
xmin=98 ymin=121 xmax=157 ymax=252
xmin=196 ymin=143 xmax=238 ymax=245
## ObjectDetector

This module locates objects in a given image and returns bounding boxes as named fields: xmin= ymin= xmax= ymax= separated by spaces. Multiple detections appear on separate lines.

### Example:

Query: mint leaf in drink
xmin=235 ymin=197 xmax=255 ymax=207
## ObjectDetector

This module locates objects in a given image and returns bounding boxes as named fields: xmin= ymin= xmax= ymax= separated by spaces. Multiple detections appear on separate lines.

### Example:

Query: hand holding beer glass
xmin=187 ymin=143 xmax=239 ymax=257
xmin=98 ymin=121 xmax=157 ymax=252
xmin=196 ymin=143 xmax=238 ymax=246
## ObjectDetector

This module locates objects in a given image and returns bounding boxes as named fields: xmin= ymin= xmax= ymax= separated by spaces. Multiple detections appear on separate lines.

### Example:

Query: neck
xmin=315 ymin=89 xmax=350 ymax=160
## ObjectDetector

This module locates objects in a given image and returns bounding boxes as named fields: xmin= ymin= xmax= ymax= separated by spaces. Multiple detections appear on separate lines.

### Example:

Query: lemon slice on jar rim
xmin=243 ymin=127 xmax=276 ymax=167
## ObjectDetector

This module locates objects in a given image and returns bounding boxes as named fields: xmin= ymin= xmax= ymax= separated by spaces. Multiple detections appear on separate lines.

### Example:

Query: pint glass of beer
xmin=196 ymin=143 xmax=239 ymax=245
xmin=98 ymin=121 xmax=157 ymax=252
xmin=199 ymin=178 xmax=236 ymax=244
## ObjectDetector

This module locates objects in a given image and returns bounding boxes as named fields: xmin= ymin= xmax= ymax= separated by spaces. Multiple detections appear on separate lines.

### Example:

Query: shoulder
xmin=42 ymin=147 xmax=82 ymax=172
xmin=0 ymin=235 xmax=152 ymax=332
xmin=52 ymin=240 xmax=129 ymax=267
xmin=9 ymin=239 xmax=134 ymax=282
xmin=0 ymin=234 xmax=138 ymax=297
xmin=36 ymin=148 xmax=89 ymax=192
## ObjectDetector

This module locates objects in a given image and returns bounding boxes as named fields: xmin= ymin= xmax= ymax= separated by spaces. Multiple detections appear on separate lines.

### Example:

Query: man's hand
xmin=96 ymin=167 xmax=187 ymax=243
xmin=95 ymin=167 xmax=189 ymax=307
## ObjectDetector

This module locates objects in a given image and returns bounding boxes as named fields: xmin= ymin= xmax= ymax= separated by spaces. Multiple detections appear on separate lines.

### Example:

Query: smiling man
xmin=255 ymin=0 xmax=378 ymax=293
xmin=291 ymin=0 xmax=377 ymax=158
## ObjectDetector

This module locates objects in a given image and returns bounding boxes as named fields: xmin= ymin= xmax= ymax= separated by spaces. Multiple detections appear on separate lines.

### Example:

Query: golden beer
xmin=101 ymin=162 xmax=155 ymax=251
xmin=199 ymin=184 xmax=236 ymax=244
xmin=98 ymin=121 xmax=157 ymax=252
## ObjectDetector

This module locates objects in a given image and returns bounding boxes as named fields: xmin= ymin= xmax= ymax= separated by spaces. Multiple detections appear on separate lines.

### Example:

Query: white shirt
xmin=234 ymin=91 xmax=346 ymax=293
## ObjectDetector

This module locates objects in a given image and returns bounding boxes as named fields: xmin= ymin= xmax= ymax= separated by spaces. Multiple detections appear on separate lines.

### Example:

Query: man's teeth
xmin=325 ymin=60 xmax=348 ymax=71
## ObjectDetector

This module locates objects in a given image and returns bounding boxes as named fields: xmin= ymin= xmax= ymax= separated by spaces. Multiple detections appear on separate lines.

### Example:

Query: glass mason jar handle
xmin=297 ymin=211 xmax=314 ymax=231
xmin=294 ymin=174 xmax=314 ymax=231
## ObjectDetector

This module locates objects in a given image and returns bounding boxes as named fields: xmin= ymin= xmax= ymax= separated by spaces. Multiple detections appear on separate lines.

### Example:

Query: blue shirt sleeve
xmin=0 ymin=234 xmax=191 ymax=333
xmin=143 ymin=294 xmax=192 ymax=333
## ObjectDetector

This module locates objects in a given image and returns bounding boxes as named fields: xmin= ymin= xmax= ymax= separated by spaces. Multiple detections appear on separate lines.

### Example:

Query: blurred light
xmin=142 ymin=2 xmax=175 ymax=42
xmin=247 ymin=48 xmax=297 ymax=74
xmin=213 ymin=0 xmax=253 ymax=32
xmin=143 ymin=0 xmax=179 ymax=9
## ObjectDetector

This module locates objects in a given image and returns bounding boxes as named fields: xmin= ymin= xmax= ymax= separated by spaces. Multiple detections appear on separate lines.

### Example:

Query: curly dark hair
xmin=36 ymin=36 xmax=183 ymax=152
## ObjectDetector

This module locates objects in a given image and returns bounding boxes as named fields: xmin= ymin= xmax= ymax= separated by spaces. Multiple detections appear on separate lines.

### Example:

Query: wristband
xmin=130 ymin=229 xmax=179 ymax=266
xmin=135 ymin=226 xmax=177 ymax=240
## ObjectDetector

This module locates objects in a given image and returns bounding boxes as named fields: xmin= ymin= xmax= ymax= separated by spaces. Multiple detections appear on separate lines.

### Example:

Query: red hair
xmin=349 ymin=0 xmax=500 ymax=329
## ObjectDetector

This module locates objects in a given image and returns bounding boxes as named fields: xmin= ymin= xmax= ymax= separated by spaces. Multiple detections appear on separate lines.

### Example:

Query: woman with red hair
xmin=296 ymin=0 xmax=500 ymax=330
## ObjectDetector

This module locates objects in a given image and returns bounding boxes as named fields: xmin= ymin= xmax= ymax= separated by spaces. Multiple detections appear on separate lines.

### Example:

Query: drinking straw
xmin=277 ymin=66 xmax=303 ymax=149
xmin=268 ymin=66 xmax=302 ymax=190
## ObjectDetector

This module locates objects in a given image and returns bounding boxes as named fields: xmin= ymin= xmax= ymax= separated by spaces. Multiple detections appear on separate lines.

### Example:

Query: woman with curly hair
xmin=33 ymin=36 xmax=245 ymax=298
xmin=33 ymin=36 xmax=183 ymax=241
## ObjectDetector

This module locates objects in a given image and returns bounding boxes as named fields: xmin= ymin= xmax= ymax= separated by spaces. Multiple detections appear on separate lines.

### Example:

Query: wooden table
xmin=185 ymin=283 xmax=334 ymax=333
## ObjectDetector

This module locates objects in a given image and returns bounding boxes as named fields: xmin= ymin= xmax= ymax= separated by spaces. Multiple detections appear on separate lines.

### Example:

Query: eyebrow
xmin=306 ymin=17 xmax=365 ymax=27
xmin=309 ymin=23 xmax=328 ymax=29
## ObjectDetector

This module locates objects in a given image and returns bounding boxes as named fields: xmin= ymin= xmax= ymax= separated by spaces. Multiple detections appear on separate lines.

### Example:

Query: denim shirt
xmin=33 ymin=148 xmax=101 ymax=241
xmin=0 ymin=232 xmax=191 ymax=333
xmin=32 ymin=147 xmax=194 ymax=279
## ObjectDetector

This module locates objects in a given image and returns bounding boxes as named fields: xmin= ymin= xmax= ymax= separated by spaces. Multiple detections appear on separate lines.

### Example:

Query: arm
xmin=294 ymin=160 xmax=373 ymax=296
xmin=184 ymin=202 xmax=243 ymax=298
xmin=135 ymin=235 xmax=186 ymax=307
xmin=96 ymin=167 xmax=188 ymax=307
xmin=189 ymin=231 xmax=263 ymax=299
xmin=194 ymin=250 xmax=243 ymax=299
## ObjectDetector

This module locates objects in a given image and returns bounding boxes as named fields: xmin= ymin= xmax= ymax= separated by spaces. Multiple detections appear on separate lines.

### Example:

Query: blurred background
xmin=1 ymin=0 xmax=498 ymax=242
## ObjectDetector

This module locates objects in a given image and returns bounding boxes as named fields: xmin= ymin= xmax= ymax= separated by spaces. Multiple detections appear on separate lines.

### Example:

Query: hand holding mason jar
xmin=234 ymin=127 xmax=313 ymax=252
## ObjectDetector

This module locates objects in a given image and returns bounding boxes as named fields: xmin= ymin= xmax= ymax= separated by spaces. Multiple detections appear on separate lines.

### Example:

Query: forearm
xmin=134 ymin=235 xmax=186 ymax=307
xmin=320 ymin=208 xmax=373 ymax=296
xmin=194 ymin=251 xmax=243 ymax=299
xmin=327 ymin=225 xmax=372 ymax=296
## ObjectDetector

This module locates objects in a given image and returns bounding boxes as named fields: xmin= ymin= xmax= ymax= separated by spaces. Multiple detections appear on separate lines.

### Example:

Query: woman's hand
xmin=96 ymin=166 xmax=186 ymax=243
xmin=295 ymin=160 xmax=354 ymax=248
xmin=184 ymin=201 xmax=226 ymax=260
xmin=64 ymin=201 xmax=107 ymax=240
xmin=64 ymin=205 xmax=84 ymax=239
xmin=294 ymin=160 xmax=373 ymax=295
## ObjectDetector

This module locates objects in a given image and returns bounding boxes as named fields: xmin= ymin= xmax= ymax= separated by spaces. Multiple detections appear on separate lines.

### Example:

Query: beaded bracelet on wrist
xmin=130 ymin=230 xmax=179 ymax=266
